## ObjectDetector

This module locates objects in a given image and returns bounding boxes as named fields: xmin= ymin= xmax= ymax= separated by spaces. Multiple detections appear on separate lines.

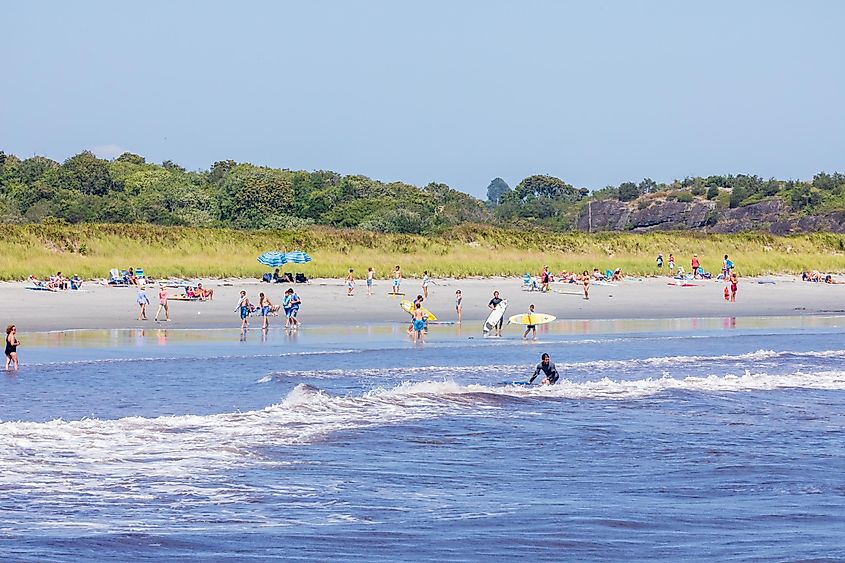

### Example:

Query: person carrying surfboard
xmin=523 ymin=304 xmax=537 ymax=340
xmin=528 ymin=353 xmax=559 ymax=385
xmin=488 ymin=291 xmax=505 ymax=336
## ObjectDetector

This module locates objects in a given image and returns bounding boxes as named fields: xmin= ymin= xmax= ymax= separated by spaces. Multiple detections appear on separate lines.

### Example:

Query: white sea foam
xmin=3 ymin=369 xmax=844 ymax=503
xmin=259 ymin=349 xmax=845 ymax=382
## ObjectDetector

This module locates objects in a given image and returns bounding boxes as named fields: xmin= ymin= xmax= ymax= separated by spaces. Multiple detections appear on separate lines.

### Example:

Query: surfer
xmin=528 ymin=353 xmax=559 ymax=385
xmin=412 ymin=303 xmax=426 ymax=343
xmin=523 ymin=304 xmax=537 ymax=340
xmin=488 ymin=291 xmax=504 ymax=336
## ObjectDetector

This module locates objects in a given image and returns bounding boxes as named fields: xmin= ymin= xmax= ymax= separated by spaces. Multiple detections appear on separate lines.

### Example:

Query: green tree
xmin=59 ymin=151 xmax=116 ymax=195
xmin=618 ymin=182 xmax=640 ymax=202
xmin=486 ymin=177 xmax=510 ymax=204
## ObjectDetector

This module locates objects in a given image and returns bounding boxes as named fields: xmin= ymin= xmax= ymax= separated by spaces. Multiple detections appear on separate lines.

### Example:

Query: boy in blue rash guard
xmin=528 ymin=353 xmax=559 ymax=385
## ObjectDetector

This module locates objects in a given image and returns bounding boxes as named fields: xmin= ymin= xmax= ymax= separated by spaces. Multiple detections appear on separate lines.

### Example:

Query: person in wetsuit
xmin=528 ymin=353 xmax=559 ymax=385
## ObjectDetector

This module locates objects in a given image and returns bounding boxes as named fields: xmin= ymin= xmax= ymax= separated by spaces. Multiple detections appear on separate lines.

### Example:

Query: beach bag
xmin=261 ymin=273 xmax=272 ymax=283
xmin=726 ymin=259 xmax=734 ymax=269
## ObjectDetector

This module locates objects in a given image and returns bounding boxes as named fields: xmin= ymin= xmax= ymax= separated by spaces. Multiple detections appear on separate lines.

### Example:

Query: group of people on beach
xmin=29 ymin=272 xmax=82 ymax=291
xmin=235 ymin=288 xmax=301 ymax=331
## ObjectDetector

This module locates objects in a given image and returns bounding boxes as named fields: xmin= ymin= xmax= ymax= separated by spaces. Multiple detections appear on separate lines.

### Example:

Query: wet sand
xmin=2 ymin=275 xmax=843 ymax=333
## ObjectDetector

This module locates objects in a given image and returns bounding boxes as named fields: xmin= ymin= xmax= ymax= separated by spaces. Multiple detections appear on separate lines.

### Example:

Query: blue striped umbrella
xmin=282 ymin=250 xmax=312 ymax=264
xmin=257 ymin=251 xmax=288 ymax=268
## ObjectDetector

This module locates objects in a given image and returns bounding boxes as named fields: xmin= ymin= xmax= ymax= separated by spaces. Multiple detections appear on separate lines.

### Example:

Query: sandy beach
xmin=3 ymin=275 xmax=843 ymax=332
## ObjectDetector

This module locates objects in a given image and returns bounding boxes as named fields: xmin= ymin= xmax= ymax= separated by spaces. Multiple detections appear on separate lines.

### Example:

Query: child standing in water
xmin=346 ymin=269 xmax=355 ymax=296
xmin=235 ymin=290 xmax=251 ymax=330
xmin=412 ymin=303 xmax=426 ymax=344
xmin=5 ymin=325 xmax=20 ymax=370
xmin=366 ymin=267 xmax=374 ymax=296
xmin=137 ymin=284 xmax=149 ymax=320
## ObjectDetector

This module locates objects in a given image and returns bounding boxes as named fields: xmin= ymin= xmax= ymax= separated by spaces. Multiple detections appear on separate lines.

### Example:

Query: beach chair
xmin=108 ymin=268 xmax=128 ymax=286
xmin=135 ymin=268 xmax=146 ymax=285
xmin=522 ymin=274 xmax=533 ymax=291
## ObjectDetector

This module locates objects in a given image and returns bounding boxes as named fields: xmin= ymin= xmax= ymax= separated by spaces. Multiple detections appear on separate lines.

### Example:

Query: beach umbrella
xmin=257 ymin=251 xmax=288 ymax=268
xmin=282 ymin=250 xmax=312 ymax=264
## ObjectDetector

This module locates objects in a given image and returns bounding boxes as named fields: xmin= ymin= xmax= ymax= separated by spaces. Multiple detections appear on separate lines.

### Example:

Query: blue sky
xmin=2 ymin=0 xmax=843 ymax=198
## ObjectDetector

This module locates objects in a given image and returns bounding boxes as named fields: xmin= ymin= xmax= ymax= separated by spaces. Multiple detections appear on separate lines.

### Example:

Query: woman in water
xmin=5 ymin=325 xmax=20 ymax=370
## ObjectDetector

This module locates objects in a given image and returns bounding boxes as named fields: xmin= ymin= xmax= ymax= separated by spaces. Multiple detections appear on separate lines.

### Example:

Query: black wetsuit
xmin=529 ymin=361 xmax=559 ymax=384
xmin=488 ymin=297 xmax=504 ymax=329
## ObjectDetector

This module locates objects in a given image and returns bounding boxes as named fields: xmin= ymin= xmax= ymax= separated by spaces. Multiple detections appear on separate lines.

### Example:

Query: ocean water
xmin=2 ymin=317 xmax=844 ymax=561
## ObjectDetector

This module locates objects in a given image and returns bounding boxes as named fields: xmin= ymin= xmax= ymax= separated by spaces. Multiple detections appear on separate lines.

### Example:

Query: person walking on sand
xmin=691 ymin=254 xmax=701 ymax=279
xmin=154 ymin=284 xmax=169 ymax=322
xmin=455 ymin=289 xmax=463 ymax=323
xmin=5 ymin=325 xmax=20 ymax=370
xmin=412 ymin=303 xmax=426 ymax=344
xmin=657 ymin=254 xmax=663 ymax=269
xmin=137 ymin=284 xmax=150 ymax=320
xmin=668 ymin=253 xmax=675 ymax=273
xmin=346 ymin=269 xmax=355 ymax=296
xmin=392 ymin=265 xmax=402 ymax=295
xmin=540 ymin=266 xmax=551 ymax=292
xmin=258 ymin=292 xmax=274 ymax=330
xmin=523 ymin=304 xmax=538 ymax=340
xmin=422 ymin=271 xmax=430 ymax=299
xmin=730 ymin=272 xmax=738 ymax=302
xmin=235 ymin=290 xmax=251 ymax=330
xmin=582 ymin=271 xmax=591 ymax=300
xmin=723 ymin=255 xmax=734 ymax=280
xmin=366 ymin=267 xmax=374 ymax=296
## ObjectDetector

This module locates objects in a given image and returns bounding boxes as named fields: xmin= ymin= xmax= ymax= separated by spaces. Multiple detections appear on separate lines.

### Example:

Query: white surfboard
xmin=483 ymin=299 xmax=508 ymax=334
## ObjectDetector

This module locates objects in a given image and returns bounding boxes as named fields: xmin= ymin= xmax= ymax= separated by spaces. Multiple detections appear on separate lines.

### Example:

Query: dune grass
xmin=0 ymin=223 xmax=843 ymax=280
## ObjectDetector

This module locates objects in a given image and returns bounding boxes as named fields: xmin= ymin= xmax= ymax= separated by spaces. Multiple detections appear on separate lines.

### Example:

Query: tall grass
xmin=0 ymin=223 xmax=843 ymax=280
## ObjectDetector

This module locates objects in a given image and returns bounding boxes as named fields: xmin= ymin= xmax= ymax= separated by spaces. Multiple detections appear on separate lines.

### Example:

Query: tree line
xmin=2 ymin=149 xmax=843 ymax=234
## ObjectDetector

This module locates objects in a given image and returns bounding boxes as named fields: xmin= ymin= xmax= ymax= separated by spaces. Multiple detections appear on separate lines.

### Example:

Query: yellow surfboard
xmin=508 ymin=313 xmax=556 ymax=325
xmin=400 ymin=300 xmax=438 ymax=321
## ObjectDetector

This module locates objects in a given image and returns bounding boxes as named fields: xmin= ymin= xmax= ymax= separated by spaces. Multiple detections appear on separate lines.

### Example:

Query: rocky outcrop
xmin=575 ymin=197 xmax=845 ymax=234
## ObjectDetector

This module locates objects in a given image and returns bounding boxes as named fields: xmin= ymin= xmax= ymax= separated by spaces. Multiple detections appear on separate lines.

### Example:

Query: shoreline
xmin=3 ymin=274 xmax=844 ymax=333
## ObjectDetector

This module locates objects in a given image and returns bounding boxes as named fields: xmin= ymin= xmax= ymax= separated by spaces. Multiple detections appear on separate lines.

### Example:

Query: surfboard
xmin=499 ymin=381 xmax=532 ymax=386
xmin=387 ymin=292 xmax=406 ymax=296
xmin=508 ymin=313 xmax=556 ymax=326
xmin=668 ymin=281 xmax=698 ymax=287
xmin=400 ymin=300 xmax=437 ymax=321
xmin=483 ymin=300 xmax=508 ymax=334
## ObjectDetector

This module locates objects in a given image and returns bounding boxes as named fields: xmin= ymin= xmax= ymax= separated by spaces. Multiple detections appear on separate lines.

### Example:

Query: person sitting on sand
xmin=824 ymin=274 xmax=845 ymax=284
xmin=196 ymin=283 xmax=213 ymax=300
xmin=592 ymin=268 xmax=603 ymax=281
xmin=70 ymin=275 xmax=83 ymax=290
xmin=611 ymin=268 xmax=623 ymax=282
xmin=528 ymin=353 xmax=559 ymax=385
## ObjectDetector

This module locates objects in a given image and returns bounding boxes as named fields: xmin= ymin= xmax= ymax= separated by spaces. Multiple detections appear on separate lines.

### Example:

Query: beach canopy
xmin=282 ymin=250 xmax=312 ymax=264
xmin=257 ymin=251 xmax=287 ymax=268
